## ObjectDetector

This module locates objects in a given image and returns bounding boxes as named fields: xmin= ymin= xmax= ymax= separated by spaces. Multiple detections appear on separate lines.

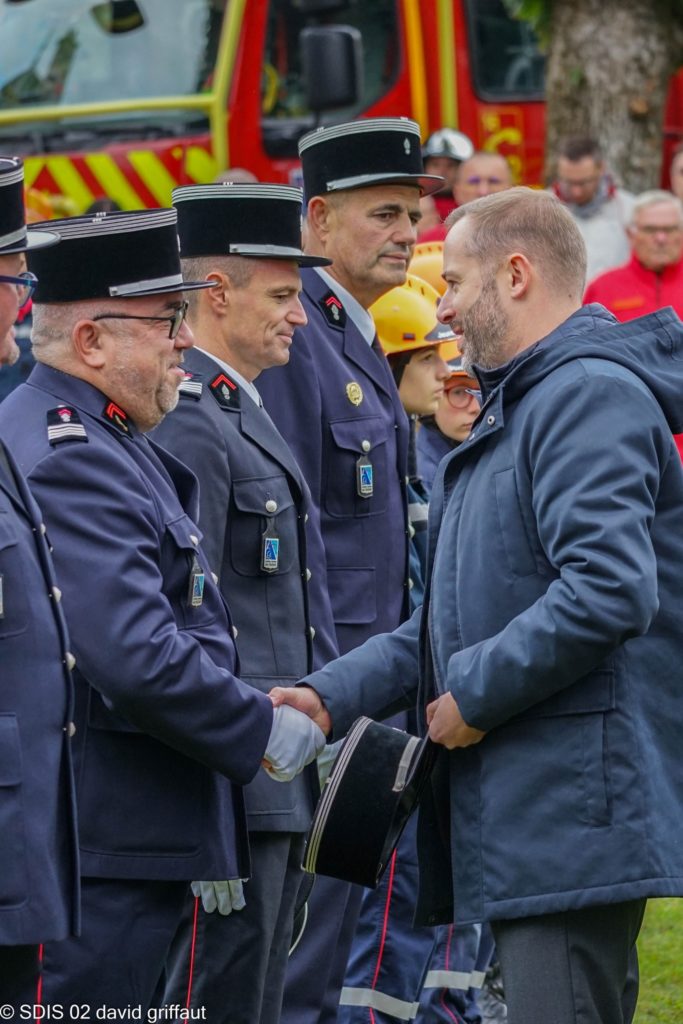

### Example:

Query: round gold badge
xmin=346 ymin=382 xmax=363 ymax=406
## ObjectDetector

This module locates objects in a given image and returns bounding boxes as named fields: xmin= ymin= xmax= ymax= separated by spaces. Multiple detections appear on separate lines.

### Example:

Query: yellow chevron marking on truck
xmin=84 ymin=153 xmax=145 ymax=210
xmin=23 ymin=155 xmax=94 ymax=210
xmin=23 ymin=158 xmax=44 ymax=190
xmin=38 ymin=156 xmax=95 ymax=211
xmin=128 ymin=150 xmax=178 ymax=206
xmin=184 ymin=146 xmax=219 ymax=185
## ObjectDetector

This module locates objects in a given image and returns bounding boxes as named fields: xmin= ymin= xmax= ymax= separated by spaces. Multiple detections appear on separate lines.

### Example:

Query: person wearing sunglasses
xmin=0 ymin=207 xmax=324 ymax=1009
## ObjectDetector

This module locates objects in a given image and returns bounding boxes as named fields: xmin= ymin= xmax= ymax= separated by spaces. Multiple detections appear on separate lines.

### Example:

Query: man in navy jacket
xmin=273 ymin=188 xmax=683 ymax=1024
xmin=0 ymin=157 xmax=79 ymax=1005
xmin=0 ymin=209 xmax=324 ymax=1008
xmin=152 ymin=183 xmax=337 ymax=1024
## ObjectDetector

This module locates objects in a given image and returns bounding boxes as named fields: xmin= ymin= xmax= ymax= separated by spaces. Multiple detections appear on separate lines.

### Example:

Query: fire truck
xmin=0 ymin=0 xmax=680 ymax=213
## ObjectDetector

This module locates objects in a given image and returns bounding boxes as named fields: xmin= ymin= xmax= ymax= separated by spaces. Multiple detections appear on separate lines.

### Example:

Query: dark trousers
xmin=40 ymin=878 xmax=188 ymax=1009
xmin=161 ymin=832 xmax=305 ymax=1024
xmin=491 ymin=899 xmax=646 ymax=1024
xmin=281 ymin=875 xmax=365 ymax=1024
xmin=0 ymin=945 xmax=40 ymax=1006
xmin=339 ymin=818 xmax=436 ymax=1024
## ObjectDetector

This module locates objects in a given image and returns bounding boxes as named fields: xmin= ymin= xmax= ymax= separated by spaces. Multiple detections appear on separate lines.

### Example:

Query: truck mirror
xmin=300 ymin=26 xmax=363 ymax=113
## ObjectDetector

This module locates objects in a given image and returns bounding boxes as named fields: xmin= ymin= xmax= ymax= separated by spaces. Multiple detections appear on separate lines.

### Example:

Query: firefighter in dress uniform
xmin=0 ymin=208 xmax=324 ymax=1008
xmin=0 ymin=156 xmax=79 ymax=1006
xmin=256 ymin=117 xmax=443 ymax=1024
xmin=152 ymin=183 xmax=337 ymax=1024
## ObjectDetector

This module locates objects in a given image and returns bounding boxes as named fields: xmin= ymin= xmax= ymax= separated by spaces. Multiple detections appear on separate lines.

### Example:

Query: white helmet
xmin=422 ymin=128 xmax=474 ymax=163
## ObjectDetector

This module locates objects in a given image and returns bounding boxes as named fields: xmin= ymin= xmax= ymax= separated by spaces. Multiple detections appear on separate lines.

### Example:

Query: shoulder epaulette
xmin=209 ymin=372 xmax=241 ymax=410
xmin=46 ymin=406 xmax=88 ymax=445
xmin=178 ymin=371 xmax=203 ymax=401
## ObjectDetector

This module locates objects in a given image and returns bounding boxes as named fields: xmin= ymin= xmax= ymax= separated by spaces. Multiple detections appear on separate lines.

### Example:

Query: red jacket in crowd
xmin=584 ymin=253 xmax=683 ymax=322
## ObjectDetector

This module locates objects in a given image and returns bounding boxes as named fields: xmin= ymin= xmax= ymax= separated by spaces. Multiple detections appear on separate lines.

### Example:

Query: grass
xmin=634 ymin=898 xmax=683 ymax=1023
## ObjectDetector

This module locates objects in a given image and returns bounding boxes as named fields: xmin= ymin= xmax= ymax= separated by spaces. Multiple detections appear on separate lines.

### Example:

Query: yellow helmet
xmin=409 ymin=242 xmax=445 ymax=295
xmin=371 ymin=274 xmax=458 ymax=359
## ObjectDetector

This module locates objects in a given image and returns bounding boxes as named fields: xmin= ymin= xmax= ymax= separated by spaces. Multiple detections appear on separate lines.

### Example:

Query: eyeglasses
xmin=445 ymin=386 xmax=480 ymax=409
xmin=92 ymin=299 xmax=189 ymax=339
xmin=0 ymin=271 xmax=38 ymax=305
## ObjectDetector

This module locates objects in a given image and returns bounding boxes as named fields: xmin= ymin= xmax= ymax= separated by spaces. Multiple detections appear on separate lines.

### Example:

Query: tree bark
xmin=544 ymin=0 xmax=683 ymax=191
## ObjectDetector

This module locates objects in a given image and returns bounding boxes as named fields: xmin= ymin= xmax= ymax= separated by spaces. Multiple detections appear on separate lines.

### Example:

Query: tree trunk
xmin=544 ymin=0 xmax=683 ymax=191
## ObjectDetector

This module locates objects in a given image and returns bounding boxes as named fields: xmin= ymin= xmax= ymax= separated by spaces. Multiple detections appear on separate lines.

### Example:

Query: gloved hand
xmin=191 ymin=879 xmax=246 ymax=915
xmin=317 ymin=739 xmax=343 ymax=788
xmin=263 ymin=704 xmax=326 ymax=782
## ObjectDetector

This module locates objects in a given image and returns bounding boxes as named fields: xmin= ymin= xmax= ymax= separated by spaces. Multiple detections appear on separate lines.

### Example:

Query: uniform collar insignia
xmin=209 ymin=371 xmax=241 ymax=410
xmin=319 ymin=289 xmax=347 ymax=328
xmin=103 ymin=400 xmax=130 ymax=434
xmin=178 ymin=371 xmax=203 ymax=400
xmin=46 ymin=406 xmax=88 ymax=446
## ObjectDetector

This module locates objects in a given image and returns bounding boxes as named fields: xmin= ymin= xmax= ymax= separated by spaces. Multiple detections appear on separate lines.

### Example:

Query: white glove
xmin=263 ymin=704 xmax=326 ymax=782
xmin=191 ymin=879 xmax=246 ymax=915
xmin=317 ymin=739 xmax=343 ymax=788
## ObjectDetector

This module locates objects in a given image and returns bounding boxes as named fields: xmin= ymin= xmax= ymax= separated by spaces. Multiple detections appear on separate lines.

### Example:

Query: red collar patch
xmin=319 ymin=290 xmax=347 ymax=328
xmin=103 ymin=400 xmax=130 ymax=434
xmin=209 ymin=372 xmax=241 ymax=410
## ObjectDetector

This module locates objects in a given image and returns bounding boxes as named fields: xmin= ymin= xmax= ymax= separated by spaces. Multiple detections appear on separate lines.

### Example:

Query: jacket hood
xmin=475 ymin=304 xmax=683 ymax=434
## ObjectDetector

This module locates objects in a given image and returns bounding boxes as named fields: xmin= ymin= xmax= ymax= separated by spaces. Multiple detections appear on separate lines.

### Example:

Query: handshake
xmin=193 ymin=688 xmax=331 ymax=919
xmin=261 ymin=686 xmax=332 ymax=782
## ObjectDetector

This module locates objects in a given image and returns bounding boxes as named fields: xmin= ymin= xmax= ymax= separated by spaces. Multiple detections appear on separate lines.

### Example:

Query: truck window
xmin=261 ymin=0 xmax=399 ymax=156
xmin=0 ymin=0 xmax=225 ymax=136
xmin=464 ymin=0 xmax=545 ymax=100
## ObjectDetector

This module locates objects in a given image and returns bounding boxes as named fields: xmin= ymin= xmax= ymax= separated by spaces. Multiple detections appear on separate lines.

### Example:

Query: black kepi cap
xmin=298 ymin=117 xmax=443 ymax=201
xmin=0 ymin=157 xmax=59 ymax=255
xmin=27 ymin=209 xmax=216 ymax=303
xmin=173 ymin=183 xmax=331 ymax=268
xmin=303 ymin=717 xmax=437 ymax=888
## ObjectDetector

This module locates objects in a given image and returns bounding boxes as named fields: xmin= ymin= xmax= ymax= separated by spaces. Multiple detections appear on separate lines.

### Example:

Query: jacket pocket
xmin=230 ymin=475 xmax=296 ymax=576
xmin=578 ymin=711 xmax=611 ymax=826
xmin=327 ymin=566 xmax=376 ymax=625
xmin=0 ymin=715 xmax=27 ymax=906
xmin=515 ymin=669 xmax=616 ymax=719
xmin=493 ymin=467 xmax=538 ymax=578
xmin=0 ymin=512 xmax=29 ymax=638
xmin=78 ymin=723 xmax=204 ymax=857
xmin=324 ymin=417 xmax=389 ymax=518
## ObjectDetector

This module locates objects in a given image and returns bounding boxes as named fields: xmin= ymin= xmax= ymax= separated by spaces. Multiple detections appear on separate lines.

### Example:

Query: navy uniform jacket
xmin=0 ymin=440 xmax=79 ymax=945
xmin=258 ymin=269 xmax=411 ymax=655
xmin=0 ymin=364 xmax=274 ymax=883
xmin=151 ymin=347 xmax=337 ymax=832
